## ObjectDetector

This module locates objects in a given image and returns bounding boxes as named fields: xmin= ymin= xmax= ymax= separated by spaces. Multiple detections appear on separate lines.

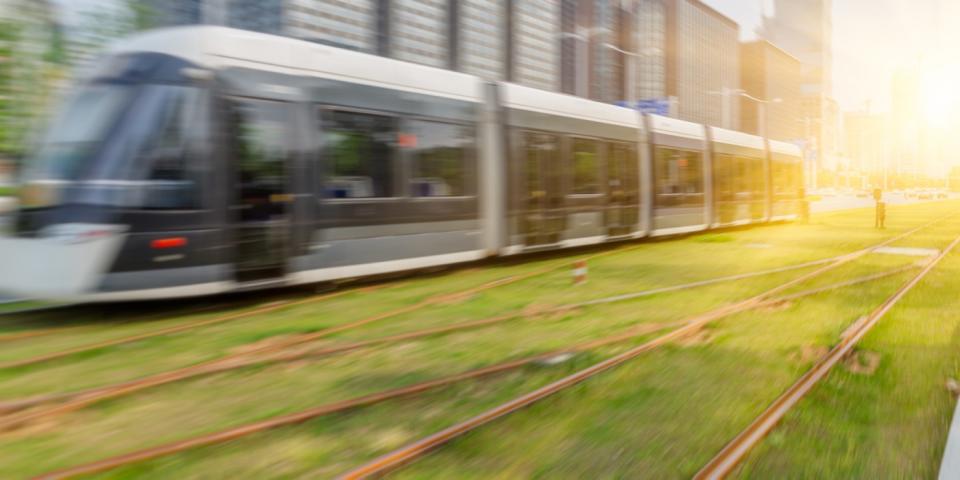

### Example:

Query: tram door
xmin=606 ymin=142 xmax=640 ymax=236
xmin=521 ymin=132 xmax=566 ymax=246
xmin=230 ymin=99 xmax=294 ymax=284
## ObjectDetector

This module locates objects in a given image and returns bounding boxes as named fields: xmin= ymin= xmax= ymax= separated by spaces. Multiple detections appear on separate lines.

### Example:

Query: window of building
xmin=322 ymin=109 xmax=396 ymax=198
xmin=653 ymin=146 xmax=703 ymax=207
xmin=405 ymin=119 xmax=475 ymax=197
xmin=570 ymin=138 xmax=601 ymax=194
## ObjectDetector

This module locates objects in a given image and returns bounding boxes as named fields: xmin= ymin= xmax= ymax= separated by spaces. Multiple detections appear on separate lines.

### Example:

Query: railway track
xmin=336 ymin=220 xmax=957 ymax=479
xmin=10 ymin=213 xmax=957 ymax=478
xmin=0 ymin=243 xmax=665 ymax=421
xmin=0 ymin=240 xmax=652 ymax=371
xmin=691 ymin=233 xmax=960 ymax=480
xmin=0 ymin=288 xmax=376 ymax=370
xmin=0 ymin=253 xmax=861 ymax=424
xmin=31 ymin=266 xmax=918 ymax=480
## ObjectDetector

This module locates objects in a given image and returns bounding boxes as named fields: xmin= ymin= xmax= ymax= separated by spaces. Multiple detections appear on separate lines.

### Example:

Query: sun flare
xmin=921 ymin=66 xmax=960 ymax=128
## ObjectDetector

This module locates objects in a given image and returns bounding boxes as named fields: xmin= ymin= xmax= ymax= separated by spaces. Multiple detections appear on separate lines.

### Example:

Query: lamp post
xmin=738 ymin=91 xmax=782 ymax=139
xmin=559 ymin=27 xmax=608 ymax=98
xmin=559 ymin=29 xmax=650 ymax=106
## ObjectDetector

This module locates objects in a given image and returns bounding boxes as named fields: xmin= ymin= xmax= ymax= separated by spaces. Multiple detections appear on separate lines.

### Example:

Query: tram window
xmin=523 ymin=132 xmax=561 ymax=203
xmin=69 ymin=85 xmax=208 ymax=210
xmin=233 ymin=99 xmax=291 ymax=220
xmin=322 ymin=110 xmax=396 ymax=199
xmin=713 ymin=153 xmax=735 ymax=201
xmin=404 ymin=120 xmax=474 ymax=197
xmin=744 ymin=156 xmax=765 ymax=198
xmin=653 ymin=146 xmax=703 ymax=207
xmin=570 ymin=139 xmax=601 ymax=194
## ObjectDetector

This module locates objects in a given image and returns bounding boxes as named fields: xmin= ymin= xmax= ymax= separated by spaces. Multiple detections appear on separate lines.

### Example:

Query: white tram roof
xmin=647 ymin=114 xmax=706 ymax=140
xmin=768 ymin=139 xmax=803 ymax=158
xmin=500 ymin=83 xmax=640 ymax=129
xmin=111 ymin=26 xmax=483 ymax=103
xmin=709 ymin=126 xmax=765 ymax=151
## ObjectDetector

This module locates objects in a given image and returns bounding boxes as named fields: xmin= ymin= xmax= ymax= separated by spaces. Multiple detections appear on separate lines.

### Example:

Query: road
xmin=810 ymin=193 xmax=947 ymax=213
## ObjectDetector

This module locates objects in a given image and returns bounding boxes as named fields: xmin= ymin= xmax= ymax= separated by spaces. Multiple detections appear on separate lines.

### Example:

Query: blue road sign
xmin=616 ymin=98 xmax=670 ymax=115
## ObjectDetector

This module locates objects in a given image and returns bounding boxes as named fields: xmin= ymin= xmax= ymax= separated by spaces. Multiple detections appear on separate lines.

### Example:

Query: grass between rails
xmin=1 ymin=266 xmax=818 ymax=477
xmin=0 ymin=200 xmax=958 ymax=478
xmin=732 ymin=246 xmax=960 ymax=478
xmin=78 ymin=259 xmax=925 ymax=479
xmin=381 ymin=270 xmax=933 ymax=479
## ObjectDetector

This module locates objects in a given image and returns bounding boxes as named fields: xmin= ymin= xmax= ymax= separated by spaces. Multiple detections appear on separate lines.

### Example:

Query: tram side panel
xmin=647 ymin=115 xmax=710 ymax=236
xmin=276 ymin=74 xmax=488 ymax=285
xmin=708 ymin=128 xmax=768 ymax=228
xmin=500 ymin=92 xmax=642 ymax=254
xmin=769 ymin=145 xmax=804 ymax=221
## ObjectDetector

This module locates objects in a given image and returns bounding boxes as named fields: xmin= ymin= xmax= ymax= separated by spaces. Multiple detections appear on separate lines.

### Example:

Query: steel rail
xmin=0 ymin=246 xmax=640 ymax=425
xmin=0 ymin=288 xmax=377 ymax=370
xmin=336 ymin=217 xmax=953 ymax=479
xmin=0 ymin=254 xmax=884 ymax=421
xmin=692 ymin=233 xmax=960 ymax=480
xmin=31 ymin=265 xmax=915 ymax=480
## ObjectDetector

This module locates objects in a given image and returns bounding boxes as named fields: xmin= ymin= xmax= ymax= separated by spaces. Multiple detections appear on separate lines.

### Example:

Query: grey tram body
xmin=0 ymin=27 xmax=803 ymax=302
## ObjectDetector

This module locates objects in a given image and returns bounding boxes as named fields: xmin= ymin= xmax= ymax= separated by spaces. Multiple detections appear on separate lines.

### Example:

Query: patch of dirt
xmin=370 ymin=427 xmax=413 ymax=451
xmin=844 ymin=350 xmax=881 ymax=375
xmin=759 ymin=300 xmax=793 ymax=313
xmin=674 ymin=328 xmax=712 ymax=347
xmin=791 ymin=345 xmax=829 ymax=364
xmin=946 ymin=379 xmax=960 ymax=396
xmin=434 ymin=291 xmax=477 ymax=306
xmin=521 ymin=303 xmax=583 ymax=321
xmin=229 ymin=334 xmax=306 ymax=355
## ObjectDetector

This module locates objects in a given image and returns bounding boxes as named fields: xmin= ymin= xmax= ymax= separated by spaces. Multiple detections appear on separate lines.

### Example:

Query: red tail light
xmin=151 ymin=237 xmax=188 ymax=249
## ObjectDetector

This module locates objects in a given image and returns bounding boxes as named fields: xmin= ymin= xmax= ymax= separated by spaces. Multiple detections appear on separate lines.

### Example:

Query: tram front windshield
xmin=20 ymin=81 xmax=207 ymax=210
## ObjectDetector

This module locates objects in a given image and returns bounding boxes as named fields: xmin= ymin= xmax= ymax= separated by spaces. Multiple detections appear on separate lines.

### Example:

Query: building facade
xmin=513 ymin=0 xmax=560 ymax=91
xmin=140 ymin=0 xmax=757 ymax=134
xmin=633 ymin=0 xmax=666 ymax=102
xmin=740 ymin=40 xmax=801 ymax=142
xmin=759 ymin=0 xmax=834 ymax=184
xmin=665 ymin=0 xmax=739 ymax=128
xmin=844 ymin=111 xmax=887 ymax=183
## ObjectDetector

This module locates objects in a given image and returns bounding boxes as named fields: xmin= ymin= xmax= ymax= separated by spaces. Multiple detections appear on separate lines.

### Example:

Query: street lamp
xmin=558 ymin=28 xmax=609 ymax=98
xmin=558 ymin=29 xmax=651 ymax=105
xmin=738 ymin=92 xmax=782 ymax=139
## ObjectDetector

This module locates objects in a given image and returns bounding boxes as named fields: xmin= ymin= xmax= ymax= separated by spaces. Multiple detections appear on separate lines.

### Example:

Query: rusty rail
xmin=336 ymin=219 xmax=950 ymax=479
xmin=30 ymin=265 xmax=915 ymax=480
xmin=692 ymin=233 xmax=960 ymax=480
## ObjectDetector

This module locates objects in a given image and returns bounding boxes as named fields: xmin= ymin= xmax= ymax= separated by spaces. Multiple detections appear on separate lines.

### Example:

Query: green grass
xmin=733 ymin=250 xmax=960 ymax=478
xmin=1 ymin=200 xmax=959 ymax=478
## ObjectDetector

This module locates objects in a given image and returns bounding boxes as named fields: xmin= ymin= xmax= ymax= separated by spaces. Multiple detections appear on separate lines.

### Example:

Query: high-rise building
xmin=891 ymin=67 xmax=922 ymax=177
xmin=559 ymin=0 xmax=626 ymax=103
xmin=664 ymin=0 xmax=740 ymax=128
xmin=227 ymin=0 xmax=283 ymax=36
xmin=759 ymin=0 xmax=834 ymax=184
xmin=633 ymin=0 xmax=667 ymax=102
xmin=513 ymin=0 xmax=561 ymax=91
xmin=259 ymin=0 xmax=381 ymax=53
xmin=844 ymin=111 xmax=888 ymax=183
xmin=740 ymin=40 xmax=801 ymax=141
xmin=458 ymin=0 xmax=507 ymax=80
xmin=759 ymin=0 xmax=831 ymax=97
xmin=137 ymin=0 xmax=754 ymax=134
xmin=144 ymin=0 xmax=206 ymax=27
xmin=391 ymin=0 xmax=451 ymax=68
